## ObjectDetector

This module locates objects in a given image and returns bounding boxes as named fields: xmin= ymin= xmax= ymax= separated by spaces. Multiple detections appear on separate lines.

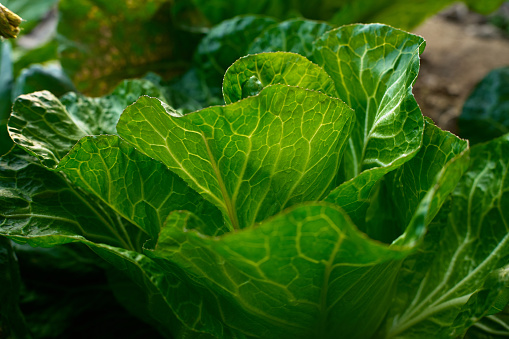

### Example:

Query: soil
xmin=411 ymin=3 xmax=509 ymax=135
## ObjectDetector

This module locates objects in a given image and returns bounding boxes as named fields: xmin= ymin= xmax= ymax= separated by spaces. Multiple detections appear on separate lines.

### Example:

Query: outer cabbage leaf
xmin=0 ymin=237 xmax=29 ymax=338
xmin=7 ymin=79 xmax=166 ymax=168
xmin=0 ymin=148 xmax=193 ymax=337
xmin=459 ymin=67 xmax=509 ymax=145
xmin=247 ymin=19 xmax=333 ymax=60
xmin=117 ymin=85 xmax=354 ymax=230
xmin=316 ymin=24 xmax=425 ymax=228
xmin=146 ymin=203 xmax=414 ymax=339
xmin=222 ymin=52 xmax=337 ymax=104
xmin=8 ymin=91 xmax=88 ymax=169
xmin=0 ymin=147 xmax=145 ymax=250
xmin=11 ymin=243 xmax=162 ymax=338
xmin=58 ymin=135 xmax=225 ymax=239
xmin=381 ymin=134 xmax=509 ymax=338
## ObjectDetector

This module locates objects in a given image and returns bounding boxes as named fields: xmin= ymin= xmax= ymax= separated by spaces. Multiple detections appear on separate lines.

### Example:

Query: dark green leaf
xmin=465 ymin=304 xmax=509 ymax=338
xmin=0 ymin=237 xmax=29 ymax=339
xmin=12 ymin=64 xmax=76 ymax=99
xmin=8 ymin=91 xmax=88 ymax=168
xmin=381 ymin=134 xmax=509 ymax=338
xmin=193 ymin=15 xmax=277 ymax=93
xmin=0 ymin=147 xmax=144 ymax=250
xmin=459 ymin=67 xmax=509 ymax=145
xmin=247 ymin=19 xmax=333 ymax=60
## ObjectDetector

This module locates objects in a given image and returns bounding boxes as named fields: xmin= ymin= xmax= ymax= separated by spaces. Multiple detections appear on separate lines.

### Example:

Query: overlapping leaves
xmin=1 ymin=22 xmax=507 ymax=339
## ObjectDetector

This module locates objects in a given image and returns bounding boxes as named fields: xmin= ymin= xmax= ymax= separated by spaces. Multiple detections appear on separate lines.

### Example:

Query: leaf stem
xmin=200 ymin=132 xmax=240 ymax=230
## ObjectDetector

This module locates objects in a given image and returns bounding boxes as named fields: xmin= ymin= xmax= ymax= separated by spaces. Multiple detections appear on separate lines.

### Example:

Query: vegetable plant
xmin=1 ymin=2 xmax=509 ymax=338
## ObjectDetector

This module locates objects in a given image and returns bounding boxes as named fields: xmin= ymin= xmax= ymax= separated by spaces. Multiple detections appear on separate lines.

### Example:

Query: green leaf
xmin=147 ymin=203 xmax=412 ymax=338
xmin=12 ymin=64 xmax=76 ymax=99
xmin=0 ymin=147 xmax=144 ymax=250
xmin=313 ymin=23 xmax=425 ymax=178
xmin=317 ymin=24 xmax=425 ymax=227
xmin=365 ymin=120 xmax=470 ymax=244
xmin=381 ymin=134 xmax=509 ymax=338
xmin=465 ymin=304 xmax=509 ymax=338
xmin=459 ymin=67 xmax=509 ymax=145
xmin=0 ymin=237 xmax=29 ymax=339
xmin=8 ymin=79 xmax=166 ymax=168
xmin=222 ymin=52 xmax=338 ymax=104
xmin=60 ymin=79 xmax=168 ymax=135
xmin=193 ymin=15 xmax=277 ymax=92
xmin=8 ymin=91 xmax=88 ymax=169
xmin=58 ymin=135 xmax=225 ymax=239
xmin=247 ymin=19 xmax=333 ymax=60
xmin=117 ymin=84 xmax=354 ymax=230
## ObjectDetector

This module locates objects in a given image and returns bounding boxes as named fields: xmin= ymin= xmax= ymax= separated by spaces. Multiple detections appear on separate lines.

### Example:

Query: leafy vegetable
xmin=1 ymin=6 xmax=509 ymax=338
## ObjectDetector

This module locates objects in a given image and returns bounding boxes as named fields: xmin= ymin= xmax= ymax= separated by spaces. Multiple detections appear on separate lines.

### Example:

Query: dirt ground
xmin=412 ymin=4 xmax=509 ymax=135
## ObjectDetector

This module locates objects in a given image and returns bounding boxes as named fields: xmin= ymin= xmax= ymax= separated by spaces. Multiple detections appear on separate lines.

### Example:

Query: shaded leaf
xmin=366 ymin=120 xmax=469 ymax=244
xmin=193 ymin=15 xmax=277 ymax=93
xmin=381 ymin=134 xmax=509 ymax=338
xmin=12 ymin=64 xmax=76 ymax=99
xmin=60 ymin=79 xmax=168 ymax=135
xmin=0 ymin=237 xmax=29 ymax=339
xmin=0 ymin=147 xmax=144 ymax=250
xmin=459 ymin=67 xmax=509 ymax=145
xmin=247 ymin=19 xmax=333 ymax=60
